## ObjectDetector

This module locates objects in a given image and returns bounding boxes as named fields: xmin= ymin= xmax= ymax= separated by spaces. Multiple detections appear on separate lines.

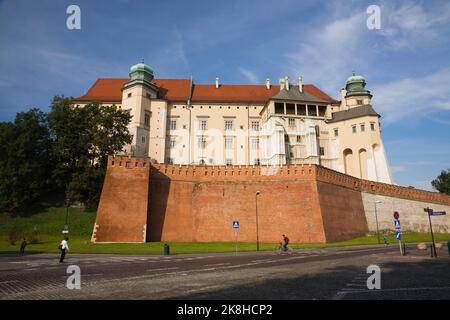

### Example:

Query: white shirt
xmin=60 ymin=240 xmax=69 ymax=250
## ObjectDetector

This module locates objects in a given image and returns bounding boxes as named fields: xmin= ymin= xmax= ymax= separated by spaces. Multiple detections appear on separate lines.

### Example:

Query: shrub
xmin=27 ymin=227 xmax=40 ymax=244
xmin=8 ymin=226 xmax=24 ymax=245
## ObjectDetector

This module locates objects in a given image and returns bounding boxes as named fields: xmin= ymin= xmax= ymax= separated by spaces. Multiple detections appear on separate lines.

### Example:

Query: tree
xmin=0 ymin=109 xmax=54 ymax=215
xmin=48 ymin=96 xmax=132 ymax=209
xmin=432 ymin=169 xmax=450 ymax=195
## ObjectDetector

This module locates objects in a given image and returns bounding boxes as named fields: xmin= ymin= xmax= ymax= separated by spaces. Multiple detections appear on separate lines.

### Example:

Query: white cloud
xmin=379 ymin=1 xmax=450 ymax=49
xmin=238 ymin=67 xmax=259 ymax=84
xmin=372 ymin=68 xmax=450 ymax=125
xmin=285 ymin=11 xmax=367 ymax=93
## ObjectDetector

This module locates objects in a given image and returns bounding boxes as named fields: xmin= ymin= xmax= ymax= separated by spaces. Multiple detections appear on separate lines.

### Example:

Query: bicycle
xmin=275 ymin=242 xmax=293 ymax=255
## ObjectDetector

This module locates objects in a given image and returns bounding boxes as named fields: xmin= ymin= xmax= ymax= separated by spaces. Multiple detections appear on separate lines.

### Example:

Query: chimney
xmin=265 ymin=78 xmax=270 ymax=89
xmin=285 ymin=76 xmax=290 ymax=90
xmin=298 ymin=76 xmax=303 ymax=93
xmin=279 ymin=77 xmax=286 ymax=91
xmin=340 ymin=88 xmax=346 ymax=100
xmin=215 ymin=77 xmax=219 ymax=89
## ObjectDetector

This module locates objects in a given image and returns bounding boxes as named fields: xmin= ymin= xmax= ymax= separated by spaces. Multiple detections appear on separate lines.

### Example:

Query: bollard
xmin=164 ymin=243 xmax=170 ymax=256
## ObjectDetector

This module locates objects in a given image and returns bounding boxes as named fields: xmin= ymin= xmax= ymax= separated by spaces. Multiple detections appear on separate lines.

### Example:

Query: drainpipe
xmin=187 ymin=76 xmax=194 ymax=164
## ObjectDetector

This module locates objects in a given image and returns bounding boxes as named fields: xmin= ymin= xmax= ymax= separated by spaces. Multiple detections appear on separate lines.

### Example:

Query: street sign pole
xmin=425 ymin=207 xmax=437 ymax=258
xmin=233 ymin=220 xmax=239 ymax=255
xmin=235 ymin=229 xmax=238 ymax=255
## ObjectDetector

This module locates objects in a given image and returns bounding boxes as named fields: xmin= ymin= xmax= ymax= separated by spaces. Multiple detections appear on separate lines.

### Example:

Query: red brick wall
xmin=148 ymin=164 xmax=327 ymax=243
xmin=316 ymin=181 xmax=368 ymax=242
xmin=93 ymin=157 xmax=450 ymax=243
xmin=92 ymin=156 xmax=150 ymax=242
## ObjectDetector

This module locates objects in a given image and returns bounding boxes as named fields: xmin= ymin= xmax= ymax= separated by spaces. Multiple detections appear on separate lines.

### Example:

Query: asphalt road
xmin=0 ymin=244 xmax=449 ymax=300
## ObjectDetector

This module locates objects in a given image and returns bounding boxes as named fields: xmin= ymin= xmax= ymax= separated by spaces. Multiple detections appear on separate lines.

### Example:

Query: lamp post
xmin=374 ymin=200 xmax=382 ymax=244
xmin=63 ymin=196 xmax=70 ymax=235
xmin=255 ymin=191 xmax=260 ymax=251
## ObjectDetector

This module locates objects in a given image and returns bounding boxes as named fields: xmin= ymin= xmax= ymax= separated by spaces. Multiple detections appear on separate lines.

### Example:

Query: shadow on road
xmin=172 ymin=256 xmax=450 ymax=300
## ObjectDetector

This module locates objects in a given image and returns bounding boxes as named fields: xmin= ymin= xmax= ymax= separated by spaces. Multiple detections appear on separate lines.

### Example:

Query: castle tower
xmin=121 ymin=60 xmax=161 ymax=158
xmin=328 ymin=72 xmax=393 ymax=183
xmin=339 ymin=71 xmax=372 ymax=110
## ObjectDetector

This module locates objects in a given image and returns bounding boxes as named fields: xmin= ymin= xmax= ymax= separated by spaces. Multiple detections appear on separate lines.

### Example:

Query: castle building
xmin=74 ymin=61 xmax=393 ymax=184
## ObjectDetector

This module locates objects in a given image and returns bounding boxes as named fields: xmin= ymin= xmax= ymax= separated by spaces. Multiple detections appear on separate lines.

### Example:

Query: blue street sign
xmin=394 ymin=219 xmax=400 ymax=228
xmin=395 ymin=231 xmax=401 ymax=240
xmin=232 ymin=220 xmax=239 ymax=229
xmin=429 ymin=211 xmax=446 ymax=216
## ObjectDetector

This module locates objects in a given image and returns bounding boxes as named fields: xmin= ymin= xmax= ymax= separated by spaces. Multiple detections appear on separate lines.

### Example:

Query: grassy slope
xmin=1 ymin=208 xmax=449 ymax=255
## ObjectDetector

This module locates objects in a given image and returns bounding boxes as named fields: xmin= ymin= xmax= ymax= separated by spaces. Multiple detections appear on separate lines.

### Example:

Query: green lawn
xmin=1 ymin=207 xmax=449 ymax=255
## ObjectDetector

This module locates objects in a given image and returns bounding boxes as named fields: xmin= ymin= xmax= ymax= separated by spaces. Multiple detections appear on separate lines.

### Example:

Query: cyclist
xmin=281 ymin=234 xmax=290 ymax=252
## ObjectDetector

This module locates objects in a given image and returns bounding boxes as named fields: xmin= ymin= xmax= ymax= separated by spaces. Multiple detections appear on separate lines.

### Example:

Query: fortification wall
xmin=92 ymin=156 xmax=150 ymax=243
xmin=362 ymin=192 xmax=450 ymax=233
xmin=149 ymin=163 xmax=327 ymax=243
xmin=92 ymin=156 xmax=450 ymax=243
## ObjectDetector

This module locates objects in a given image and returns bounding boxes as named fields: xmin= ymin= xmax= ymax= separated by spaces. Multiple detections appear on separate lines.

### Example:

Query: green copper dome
xmin=345 ymin=71 xmax=371 ymax=98
xmin=130 ymin=59 xmax=154 ymax=75
xmin=346 ymin=71 xmax=365 ymax=84
xmin=127 ymin=59 xmax=154 ymax=84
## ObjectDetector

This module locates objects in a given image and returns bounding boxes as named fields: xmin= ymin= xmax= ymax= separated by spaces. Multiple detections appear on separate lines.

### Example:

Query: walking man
xmin=59 ymin=237 xmax=69 ymax=263
xmin=20 ymin=238 xmax=27 ymax=254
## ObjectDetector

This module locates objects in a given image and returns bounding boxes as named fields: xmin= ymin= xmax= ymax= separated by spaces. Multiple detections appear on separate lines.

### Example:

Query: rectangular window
xmin=254 ymin=159 xmax=260 ymax=165
xmin=146 ymin=93 xmax=151 ymax=99
xmin=198 ymin=119 xmax=207 ymax=130
xmin=308 ymin=105 xmax=318 ymax=116
xmin=141 ymin=136 xmax=145 ymax=143
xmin=167 ymin=158 xmax=174 ymax=165
xmin=226 ymin=158 xmax=233 ymax=166
xmin=318 ymin=105 xmax=327 ymax=117
xmin=360 ymin=124 xmax=365 ymax=132
xmin=168 ymin=119 xmax=177 ymax=130
xmin=225 ymin=137 xmax=233 ymax=150
xmin=296 ymin=104 xmax=306 ymax=116
xmin=296 ymin=135 xmax=302 ymax=143
xmin=251 ymin=138 xmax=260 ymax=150
xmin=127 ymin=92 xmax=132 ymax=98
xmin=286 ymin=103 xmax=295 ymax=115
xmin=168 ymin=137 xmax=176 ymax=149
xmin=288 ymin=118 xmax=296 ymax=127
xmin=357 ymin=99 xmax=363 ymax=105
xmin=370 ymin=122 xmax=375 ymax=131
xmin=275 ymin=102 xmax=284 ymax=114
xmin=225 ymin=120 xmax=234 ymax=131
xmin=319 ymin=147 xmax=325 ymax=156
xmin=144 ymin=111 xmax=150 ymax=127
xmin=251 ymin=121 xmax=260 ymax=131
xmin=352 ymin=125 xmax=357 ymax=133
xmin=198 ymin=137 xmax=207 ymax=149
xmin=334 ymin=128 xmax=338 ymax=137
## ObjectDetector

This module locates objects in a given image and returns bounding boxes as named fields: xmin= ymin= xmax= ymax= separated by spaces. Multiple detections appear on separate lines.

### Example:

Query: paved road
xmin=0 ymin=244 xmax=449 ymax=299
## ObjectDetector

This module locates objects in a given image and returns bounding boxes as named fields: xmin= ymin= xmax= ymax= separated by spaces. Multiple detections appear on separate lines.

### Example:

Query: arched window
xmin=343 ymin=148 xmax=353 ymax=175
xmin=359 ymin=148 xmax=368 ymax=179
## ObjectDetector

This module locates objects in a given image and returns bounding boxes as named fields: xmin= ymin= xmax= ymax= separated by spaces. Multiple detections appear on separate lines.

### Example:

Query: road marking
xmin=146 ymin=267 xmax=179 ymax=272
xmin=0 ymin=280 xmax=19 ymax=284
xmin=204 ymin=263 xmax=231 ymax=267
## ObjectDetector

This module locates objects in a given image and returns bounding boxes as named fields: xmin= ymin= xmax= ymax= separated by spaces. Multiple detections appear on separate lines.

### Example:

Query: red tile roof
xmin=73 ymin=78 xmax=337 ymax=103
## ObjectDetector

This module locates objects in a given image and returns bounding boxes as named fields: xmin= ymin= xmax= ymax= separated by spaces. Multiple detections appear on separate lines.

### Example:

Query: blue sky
xmin=0 ymin=0 xmax=449 ymax=190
